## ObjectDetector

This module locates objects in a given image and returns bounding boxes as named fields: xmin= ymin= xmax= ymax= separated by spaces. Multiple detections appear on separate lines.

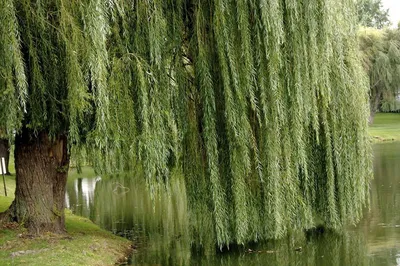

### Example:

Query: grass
xmin=0 ymin=168 xmax=132 ymax=266
xmin=369 ymin=113 xmax=400 ymax=142
xmin=0 ymin=175 xmax=15 ymax=198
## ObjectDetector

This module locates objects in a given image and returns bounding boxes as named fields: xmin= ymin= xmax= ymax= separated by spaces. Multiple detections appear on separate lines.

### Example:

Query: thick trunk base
xmin=0 ymin=130 xmax=69 ymax=234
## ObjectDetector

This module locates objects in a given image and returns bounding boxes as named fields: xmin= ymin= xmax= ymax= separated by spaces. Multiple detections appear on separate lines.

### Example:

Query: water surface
xmin=66 ymin=143 xmax=400 ymax=266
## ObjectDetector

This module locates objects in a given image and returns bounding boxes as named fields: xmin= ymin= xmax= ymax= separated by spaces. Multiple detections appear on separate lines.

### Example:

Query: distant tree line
xmin=357 ymin=0 xmax=400 ymax=121
xmin=357 ymin=0 xmax=391 ymax=29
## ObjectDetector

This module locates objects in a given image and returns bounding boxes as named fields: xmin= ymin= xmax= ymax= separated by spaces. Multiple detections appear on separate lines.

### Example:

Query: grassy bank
xmin=0 ymin=175 xmax=15 ymax=198
xmin=0 ymin=173 xmax=132 ymax=265
xmin=369 ymin=113 xmax=400 ymax=142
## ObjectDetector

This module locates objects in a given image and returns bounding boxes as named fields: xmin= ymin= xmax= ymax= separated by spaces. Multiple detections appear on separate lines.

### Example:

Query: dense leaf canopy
xmin=0 ymin=0 xmax=371 ymax=247
xmin=359 ymin=27 xmax=400 ymax=114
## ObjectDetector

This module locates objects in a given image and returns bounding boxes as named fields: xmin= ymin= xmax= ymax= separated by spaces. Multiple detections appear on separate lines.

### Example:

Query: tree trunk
xmin=369 ymin=89 xmax=382 ymax=124
xmin=0 ymin=138 xmax=11 ymax=175
xmin=0 ymin=129 xmax=69 ymax=234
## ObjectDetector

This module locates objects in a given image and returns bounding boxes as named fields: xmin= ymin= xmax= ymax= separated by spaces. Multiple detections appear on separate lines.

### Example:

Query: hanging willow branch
xmin=358 ymin=27 xmax=400 ymax=117
xmin=0 ymin=0 xmax=371 ymax=248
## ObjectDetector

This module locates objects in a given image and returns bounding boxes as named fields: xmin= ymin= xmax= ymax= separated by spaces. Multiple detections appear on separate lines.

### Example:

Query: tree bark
xmin=0 ymin=138 xmax=11 ymax=175
xmin=369 ymin=88 xmax=382 ymax=124
xmin=0 ymin=129 xmax=69 ymax=234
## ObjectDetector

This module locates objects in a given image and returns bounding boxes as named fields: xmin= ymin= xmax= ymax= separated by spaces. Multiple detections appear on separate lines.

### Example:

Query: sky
xmin=381 ymin=0 xmax=400 ymax=26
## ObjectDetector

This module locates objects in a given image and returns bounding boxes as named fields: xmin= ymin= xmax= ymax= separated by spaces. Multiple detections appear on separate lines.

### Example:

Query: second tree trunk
xmin=0 ymin=138 xmax=10 ymax=175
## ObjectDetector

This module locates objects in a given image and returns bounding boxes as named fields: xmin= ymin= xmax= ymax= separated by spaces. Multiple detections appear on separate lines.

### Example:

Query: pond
xmin=66 ymin=143 xmax=400 ymax=266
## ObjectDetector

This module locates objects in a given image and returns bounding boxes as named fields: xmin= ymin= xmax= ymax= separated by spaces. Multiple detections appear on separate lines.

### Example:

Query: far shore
xmin=369 ymin=113 xmax=400 ymax=142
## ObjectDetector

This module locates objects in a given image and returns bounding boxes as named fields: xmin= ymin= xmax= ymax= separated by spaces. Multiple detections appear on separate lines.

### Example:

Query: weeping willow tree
xmin=0 ymin=0 xmax=371 ymax=246
xmin=358 ymin=27 xmax=400 ymax=121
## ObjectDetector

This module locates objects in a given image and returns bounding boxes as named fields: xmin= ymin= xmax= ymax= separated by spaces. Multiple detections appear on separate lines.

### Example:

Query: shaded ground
xmin=369 ymin=113 xmax=400 ymax=142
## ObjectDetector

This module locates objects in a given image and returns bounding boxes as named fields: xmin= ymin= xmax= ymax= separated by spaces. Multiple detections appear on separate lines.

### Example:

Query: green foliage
xmin=356 ymin=0 xmax=391 ymax=29
xmin=358 ymin=27 xmax=400 ymax=115
xmin=0 ymin=0 xmax=27 ymax=134
xmin=0 ymin=0 xmax=371 ymax=248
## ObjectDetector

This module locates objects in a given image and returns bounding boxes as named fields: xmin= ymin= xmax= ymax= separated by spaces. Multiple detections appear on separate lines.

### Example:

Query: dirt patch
xmin=10 ymin=248 xmax=50 ymax=257
xmin=115 ymin=244 xmax=136 ymax=265
xmin=0 ymin=222 xmax=20 ymax=230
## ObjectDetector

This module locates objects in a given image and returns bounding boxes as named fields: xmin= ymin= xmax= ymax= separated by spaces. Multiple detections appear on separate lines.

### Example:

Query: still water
xmin=66 ymin=143 xmax=400 ymax=266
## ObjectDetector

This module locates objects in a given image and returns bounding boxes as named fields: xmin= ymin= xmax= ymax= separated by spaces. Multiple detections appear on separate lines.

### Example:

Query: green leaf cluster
xmin=359 ymin=27 xmax=400 ymax=114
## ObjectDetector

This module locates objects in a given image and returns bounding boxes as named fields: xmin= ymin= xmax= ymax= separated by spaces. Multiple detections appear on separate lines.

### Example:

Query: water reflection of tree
xmin=372 ymin=144 xmax=400 ymax=224
xmin=92 ymin=173 xmax=192 ymax=259
xmin=66 ymin=177 xmax=97 ymax=220
xmin=64 ymin=146 xmax=400 ymax=266
xmin=131 ymin=230 xmax=372 ymax=266
xmin=83 ymin=173 xmax=379 ymax=266
xmin=361 ymin=144 xmax=400 ymax=229
xmin=356 ymin=143 xmax=400 ymax=265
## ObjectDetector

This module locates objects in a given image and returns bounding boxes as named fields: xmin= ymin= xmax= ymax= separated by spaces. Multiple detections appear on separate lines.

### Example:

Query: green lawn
xmin=0 ymin=170 xmax=132 ymax=265
xmin=0 ymin=175 xmax=15 ymax=198
xmin=369 ymin=113 xmax=400 ymax=142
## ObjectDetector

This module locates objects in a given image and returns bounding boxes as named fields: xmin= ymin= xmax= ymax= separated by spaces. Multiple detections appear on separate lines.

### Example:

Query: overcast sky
xmin=381 ymin=0 xmax=400 ymax=26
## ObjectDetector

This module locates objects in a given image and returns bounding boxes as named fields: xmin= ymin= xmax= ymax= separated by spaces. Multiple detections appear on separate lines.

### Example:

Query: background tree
xmin=0 ymin=0 xmax=371 ymax=247
xmin=358 ymin=27 xmax=400 ymax=121
xmin=357 ymin=0 xmax=391 ymax=28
